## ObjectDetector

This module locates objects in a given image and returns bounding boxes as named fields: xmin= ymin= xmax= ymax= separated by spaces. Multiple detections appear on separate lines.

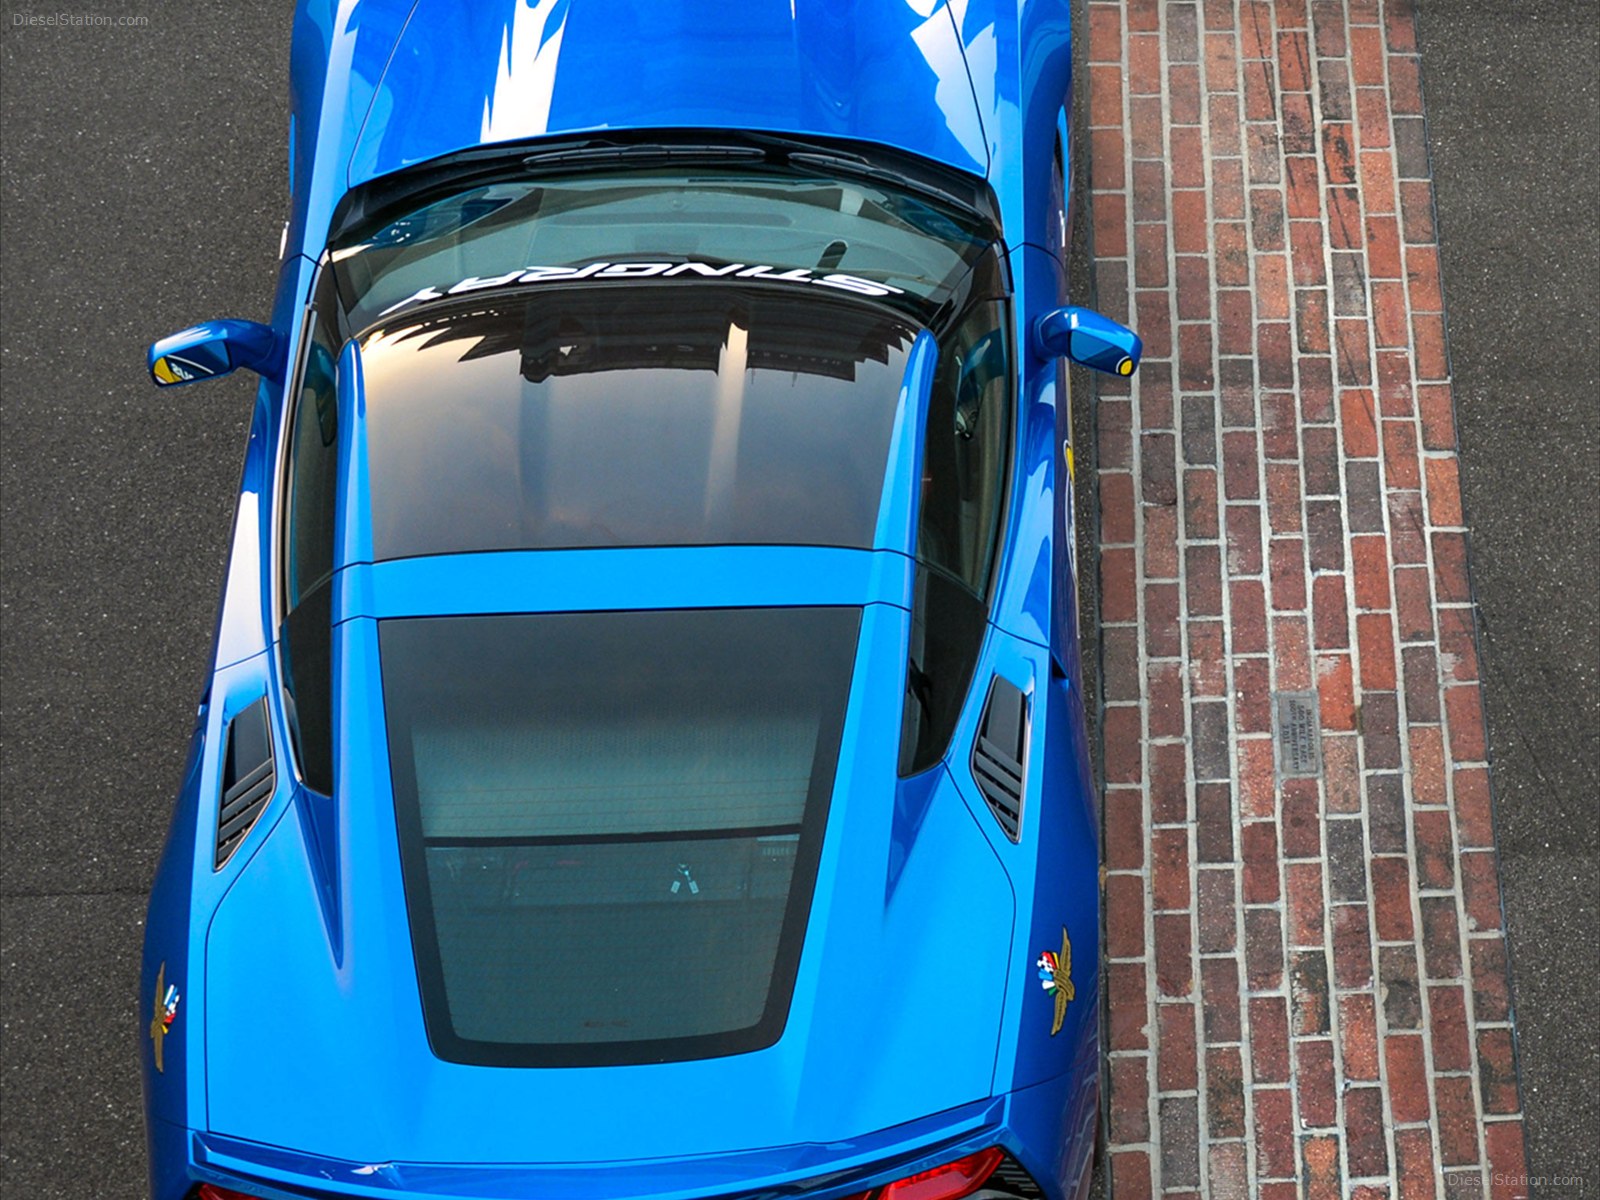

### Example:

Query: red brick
xmin=1383 ymin=418 xmax=1422 ymax=488
xmin=1349 ymin=534 xmax=1391 ymax=610
xmin=1406 ymin=243 xmax=1444 ymax=314
xmin=1151 ymin=826 xmax=1192 ymax=912
xmin=1346 ymin=1085 xmax=1390 ymax=1176
xmin=1249 ymin=996 xmax=1291 ymax=1082
xmin=1360 ymin=146 xmax=1397 ymax=215
xmin=1420 ymin=895 xmax=1463 ymax=980
xmin=1384 ymin=1032 xmax=1432 ymax=1124
xmin=1269 ymin=538 xmax=1307 ymax=612
xmin=1154 ymin=911 xmax=1194 ymax=997
xmin=1394 ymin=564 xmax=1435 ymax=642
xmin=1188 ymin=542 xmax=1225 ymax=616
xmin=1365 ymin=214 xmax=1404 ymax=280
xmin=1245 ymin=906 xmax=1285 ymax=990
xmin=1294 ymin=1040 xmax=1337 ymax=1129
xmin=1284 ymin=154 xmax=1321 ymax=220
xmin=1395 ymin=1128 xmax=1440 ymax=1200
xmin=1301 ymin=1132 xmax=1340 ymax=1200
xmin=1409 ymin=731 xmax=1448 ymax=807
xmin=1289 ymin=948 xmax=1331 ymax=1035
xmin=1132 ymin=159 xmax=1170 ymax=223
xmin=1438 ymin=606 xmax=1480 ymax=682
xmin=1147 ymin=660 xmax=1185 ymax=739
xmin=1413 ymin=806 xmax=1455 ymax=894
xmin=1340 ymin=387 xmax=1379 ymax=457
xmin=1386 ymin=0 xmax=1419 ymax=53
xmin=1169 ymin=188 xmax=1208 ymax=255
xmin=1204 ymin=1046 xmax=1247 ymax=1139
xmin=1241 ymin=820 xmax=1281 ymax=904
xmin=1340 ymin=993 xmax=1381 ymax=1082
xmin=1176 ymin=255 xmax=1213 ymax=321
xmin=1231 ymin=579 xmax=1268 ymax=654
xmin=1108 ymin=960 xmax=1149 ymax=1051
xmin=1128 ymin=32 xmax=1162 ymax=94
xmin=1372 ymin=278 xmax=1410 ymax=347
xmin=1170 ymin=62 xmax=1203 ymax=126
xmin=1156 ymin=1002 xmax=1199 ymax=1091
xmin=1357 ymin=612 xmax=1397 ymax=689
xmin=1414 ymin=311 xmax=1450 ymax=380
xmin=1172 ymin=125 xmax=1207 ymax=189
xmin=1322 ymin=732 xmax=1362 ymax=813
xmin=1146 ymin=581 xmax=1181 ymax=653
xmin=1092 ymin=192 xmax=1128 ymax=260
xmin=1460 ymin=849 xmax=1503 ymax=933
xmin=1253 ymin=1087 xmax=1296 ymax=1180
xmin=1371 ymin=856 xmax=1415 ymax=940
xmin=1377 ymin=349 xmax=1415 ymax=415
xmin=1210 ymin=91 xmax=1242 ymax=159
xmin=1391 ymin=52 xmax=1425 ymax=117
xmin=1090 ymin=128 xmax=1127 ymax=190
xmin=1356 ymin=86 xmax=1392 ymax=150
xmin=1435 ymin=1075 xmax=1480 ymax=1166
xmin=1251 ymin=187 xmax=1287 ymax=251
xmin=1485 ymin=1121 xmax=1532 ymax=1200
xmin=1332 ymin=902 xmax=1374 ymax=988
xmin=1454 ymin=765 xmax=1495 ymax=849
xmin=1281 ymin=778 xmax=1322 ymax=857
xmin=1349 ymin=24 xmax=1386 ymax=83
xmin=1100 ymin=546 xmax=1136 ymax=622
xmin=1286 ymin=860 xmax=1326 ymax=947
xmin=1265 ymin=461 xmax=1302 ymax=533
xmin=1214 ymin=220 xmax=1250 ymax=286
xmin=1201 ymin=956 xmax=1243 ymax=1041
xmin=1296 ymin=288 xmax=1331 ymax=353
xmin=1472 ymin=936 xmax=1512 ymax=1023
xmin=1215 ymin=290 xmax=1253 ymax=357
xmin=1313 ymin=580 xmax=1350 ymax=654
xmin=1104 ymin=788 xmax=1145 ymax=873
xmin=1099 ymin=471 xmax=1136 ymax=546
xmin=1429 ymin=984 xmax=1472 ymax=1072
xmin=1211 ymin=154 xmax=1245 ymax=218
xmin=1150 ymin=741 xmax=1189 ymax=824
xmin=1426 ymin=456 xmax=1464 ymax=528
xmin=1186 ymin=622 xmax=1226 ymax=698
xmin=1089 ymin=65 xmax=1124 ymax=130
xmin=1110 ymin=1150 xmax=1153 ymax=1200
xmin=1273 ymin=615 xmax=1312 ymax=689
xmin=1208 ymin=1143 xmax=1250 ymax=1200
xmin=1109 ymin=1055 xmax=1151 ymax=1143
xmin=1198 ymin=867 xmax=1238 ymax=953
xmin=1087 ymin=4 xmax=1122 ymax=61
xmin=1235 ymin=656 xmax=1273 ymax=733
xmin=1103 ymin=705 xmax=1142 ymax=785
xmin=1478 ymin=1026 xmax=1520 ymax=1115
xmin=1323 ymin=123 xmax=1358 ymax=188
xmin=1400 ymin=178 xmax=1437 ymax=244
xmin=1105 ymin=872 xmax=1146 ymax=959
xmin=1446 ymin=684 xmax=1488 ymax=764
xmin=1133 ymin=221 xmax=1169 ymax=288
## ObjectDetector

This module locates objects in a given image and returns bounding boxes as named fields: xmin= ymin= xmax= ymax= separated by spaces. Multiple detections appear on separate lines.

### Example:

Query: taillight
xmin=196 ymin=1185 xmax=267 ymax=1200
xmin=845 ymin=1147 xmax=1008 ymax=1200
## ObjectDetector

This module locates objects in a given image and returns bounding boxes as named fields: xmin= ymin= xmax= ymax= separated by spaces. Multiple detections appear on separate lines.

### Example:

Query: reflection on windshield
xmin=332 ymin=166 xmax=991 ymax=333
xmin=360 ymin=285 xmax=919 ymax=561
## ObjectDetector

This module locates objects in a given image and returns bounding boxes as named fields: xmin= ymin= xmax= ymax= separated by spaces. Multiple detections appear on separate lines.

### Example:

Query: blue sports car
xmin=141 ymin=3 xmax=1140 ymax=1198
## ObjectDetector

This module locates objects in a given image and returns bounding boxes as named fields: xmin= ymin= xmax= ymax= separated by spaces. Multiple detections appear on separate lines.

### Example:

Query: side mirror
xmin=148 ymin=320 xmax=284 ymax=388
xmin=1033 ymin=306 xmax=1142 ymax=377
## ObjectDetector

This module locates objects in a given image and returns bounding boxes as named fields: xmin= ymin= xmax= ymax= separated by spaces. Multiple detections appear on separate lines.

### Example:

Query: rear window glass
xmin=380 ymin=606 xmax=860 ymax=1066
xmin=359 ymin=286 xmax=917 ymax=560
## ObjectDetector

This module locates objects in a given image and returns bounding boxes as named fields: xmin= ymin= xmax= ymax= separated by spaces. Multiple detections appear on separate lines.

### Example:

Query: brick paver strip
xmin=1087 ymin=1 xmax=1533 ymax=1196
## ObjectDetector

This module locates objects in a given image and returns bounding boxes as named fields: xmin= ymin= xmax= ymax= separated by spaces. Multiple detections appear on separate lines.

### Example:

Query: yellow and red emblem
xmin=149 ymin=961 xmax=180 ymax=1073
xmin=1036 ymin=927 xmax=1075 ymax=1036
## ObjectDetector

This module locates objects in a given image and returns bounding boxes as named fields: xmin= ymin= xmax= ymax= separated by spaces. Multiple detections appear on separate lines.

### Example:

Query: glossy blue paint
xmin=141 ymin=1 xmax=1136 ymax=1195
xmin=1036 ymin=306 xmax=1144 ymax=377
xmin=148 ymin=319 xmax=283 ymax=387
xmin=348 ymin=0 xmax=987 ymax=191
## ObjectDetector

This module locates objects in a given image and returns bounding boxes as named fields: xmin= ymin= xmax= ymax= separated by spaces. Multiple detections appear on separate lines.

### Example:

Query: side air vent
xmin=215 ymin=698 xmax=276 ymax=868
xmin=971 ymin=676 xmax=1028 ymax=842
xmin=985 ymin=1154 xmax=1047 ymax=1197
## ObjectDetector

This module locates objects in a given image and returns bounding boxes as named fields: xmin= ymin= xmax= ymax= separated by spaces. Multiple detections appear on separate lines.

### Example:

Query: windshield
xmin=330 ymin=163 xmax=993 ymax=333
xmin=381 ymin=606 xmax=859 ymax=1066
xmin=359 ymin=285 xmax=919 ymax=561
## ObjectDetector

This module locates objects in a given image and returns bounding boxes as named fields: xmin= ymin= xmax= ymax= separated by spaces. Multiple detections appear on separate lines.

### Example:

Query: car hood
xmin=204 ymin=567 xmax=1016 ymax=1169
xmin=348 ymin=0 xmax=988 ymax=187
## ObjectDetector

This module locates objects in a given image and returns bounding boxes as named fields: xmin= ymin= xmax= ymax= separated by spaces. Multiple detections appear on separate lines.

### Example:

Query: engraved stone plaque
xmin=1273 ymin=690 xmax=1323 ymax=779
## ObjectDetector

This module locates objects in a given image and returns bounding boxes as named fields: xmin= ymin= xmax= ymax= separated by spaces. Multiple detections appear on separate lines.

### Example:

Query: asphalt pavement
xmin=1417 ymin=0 xmax=1600 ymax=1189
xmin=0 ymin=1 xmax=1595 ymax=1196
